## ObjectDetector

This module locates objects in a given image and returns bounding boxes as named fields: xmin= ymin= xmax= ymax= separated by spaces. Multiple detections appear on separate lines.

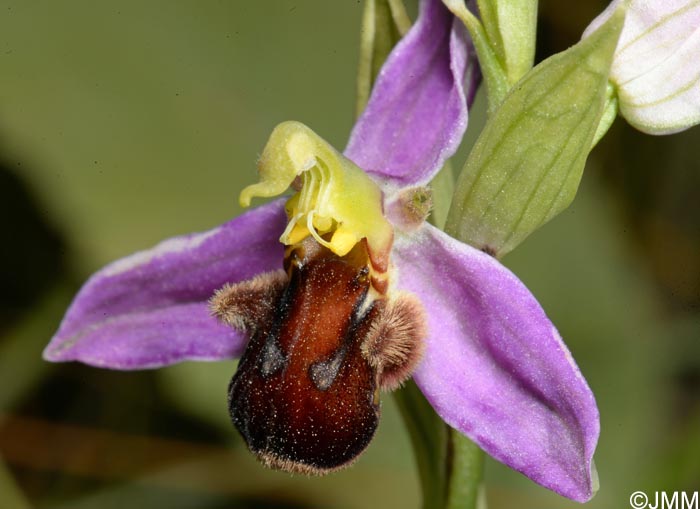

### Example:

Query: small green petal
xmin=445 ymin=6 xmax=625 ymax=257
xmin=428 ymin=161 xmax=455 ymax=230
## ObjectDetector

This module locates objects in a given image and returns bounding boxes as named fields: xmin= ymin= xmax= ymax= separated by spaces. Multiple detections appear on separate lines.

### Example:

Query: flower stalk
xmin=394 ymin=382 xmax=484 ymax=509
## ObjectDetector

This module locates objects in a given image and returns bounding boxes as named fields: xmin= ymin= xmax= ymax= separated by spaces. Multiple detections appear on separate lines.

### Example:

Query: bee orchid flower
xmin=44 ymin=0 xmax=599 ymax=503
xmin=584 ymin=0 xmax=700 ymax=135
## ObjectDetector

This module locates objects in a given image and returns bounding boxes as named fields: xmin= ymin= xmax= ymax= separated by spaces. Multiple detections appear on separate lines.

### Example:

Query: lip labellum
xmin=211 ymin=237 xmax=425 ymax=474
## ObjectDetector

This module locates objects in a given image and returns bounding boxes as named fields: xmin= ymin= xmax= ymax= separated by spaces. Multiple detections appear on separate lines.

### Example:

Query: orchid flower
xmin=43 ymin=0 xmax=599 ymax=503
xmin=584 ymin=0 xmax=700 ymax=135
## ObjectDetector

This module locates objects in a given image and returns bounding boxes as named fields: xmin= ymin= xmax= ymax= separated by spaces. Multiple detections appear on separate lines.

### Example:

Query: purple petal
xmin=44 ymin=200 xmax=287 ymax=369
xmin=393 ymin=224 xmax=599 ymax=502
xmin=344 ymin=0 xmax=479 ymax=189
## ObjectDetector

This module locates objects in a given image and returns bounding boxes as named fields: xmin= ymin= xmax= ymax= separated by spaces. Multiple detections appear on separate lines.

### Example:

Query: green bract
xmin=592 ymin=83 xmax=619 ymax=148
xmin=444 ymin=6 xmax=625 ymax=258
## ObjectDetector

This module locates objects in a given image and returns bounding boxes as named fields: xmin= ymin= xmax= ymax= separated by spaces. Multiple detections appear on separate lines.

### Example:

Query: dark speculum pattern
xmin=228 ymin=239 xmax=380 ymax=473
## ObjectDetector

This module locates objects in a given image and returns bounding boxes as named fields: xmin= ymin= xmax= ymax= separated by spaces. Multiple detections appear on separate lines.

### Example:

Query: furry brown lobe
xmin=361 ymin=293 xmax=426 ymax=391
xmin=209 ymin=269 xmax=287 ymax=333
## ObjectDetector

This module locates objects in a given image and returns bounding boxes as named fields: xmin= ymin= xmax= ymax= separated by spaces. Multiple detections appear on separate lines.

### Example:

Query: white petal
xmin=584 ymin=0 xmax=700 ymax=134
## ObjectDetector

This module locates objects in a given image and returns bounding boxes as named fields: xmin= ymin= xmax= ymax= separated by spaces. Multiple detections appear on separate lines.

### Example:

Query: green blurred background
xmin=0 ymin=1 xmax=698 ymax=508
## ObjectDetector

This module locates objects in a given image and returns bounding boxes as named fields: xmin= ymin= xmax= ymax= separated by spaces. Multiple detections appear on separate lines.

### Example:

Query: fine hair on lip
xmin=209 ymin=269 xmax=288 ymax=333
xmin=361 ymin=292 xmax=427 ymax=391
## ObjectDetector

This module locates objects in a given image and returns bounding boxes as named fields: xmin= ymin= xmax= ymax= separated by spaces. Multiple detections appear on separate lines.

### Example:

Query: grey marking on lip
xmin=309 ymin=348 xmax=346 ymax=391
xmin=260 ymin=338 xmax=285 ymax=377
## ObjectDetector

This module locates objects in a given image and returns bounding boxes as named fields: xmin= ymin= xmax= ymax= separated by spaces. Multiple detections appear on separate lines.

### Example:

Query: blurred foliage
xmin=0 ymin=1 xmax=698 ymax=508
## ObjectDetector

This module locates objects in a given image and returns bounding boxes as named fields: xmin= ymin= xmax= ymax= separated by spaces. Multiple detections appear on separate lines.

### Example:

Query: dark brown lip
xmin=227 ymin=238 xmax=381 ymax=473
xmin=212 ymin=235 xmax=425 ymax=473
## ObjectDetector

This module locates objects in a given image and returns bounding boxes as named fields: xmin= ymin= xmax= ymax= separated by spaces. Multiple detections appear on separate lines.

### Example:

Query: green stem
xmin=446 ymin=430 xmax=485 ymax=509
xmin=394 ymin=382 xmax=448 ymax=509
xmin=394 ymin=382 xmax=486 ymax=509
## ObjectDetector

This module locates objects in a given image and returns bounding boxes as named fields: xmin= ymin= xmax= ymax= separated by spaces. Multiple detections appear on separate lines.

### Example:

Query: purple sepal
xmin=344 ymin=0 xmax=479 ymax=189
xmin=392 ymin=224 xmax=600 ymax=502
xmin=43 ymin=200 xmax=287 ymax=369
